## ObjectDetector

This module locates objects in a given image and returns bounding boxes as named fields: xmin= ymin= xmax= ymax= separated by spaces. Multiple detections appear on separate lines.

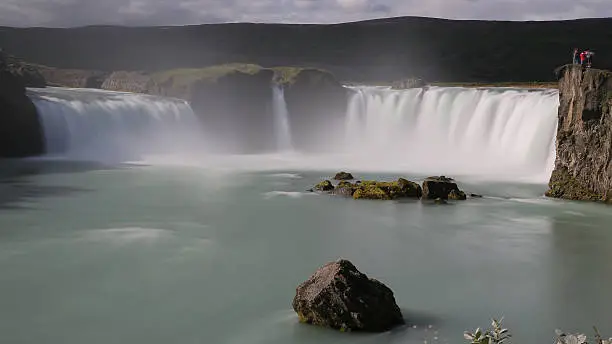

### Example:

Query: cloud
xmin=0 ymin=0 xmax=611 ymax=27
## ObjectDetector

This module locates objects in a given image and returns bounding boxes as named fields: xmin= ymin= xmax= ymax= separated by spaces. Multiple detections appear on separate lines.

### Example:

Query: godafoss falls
xmin=1 ymin=81 xmax=611 ymax=344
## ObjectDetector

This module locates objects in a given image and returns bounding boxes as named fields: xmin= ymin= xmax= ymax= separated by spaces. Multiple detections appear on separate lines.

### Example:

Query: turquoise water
xmin=0 ymin=159 xmax=611 ymax=344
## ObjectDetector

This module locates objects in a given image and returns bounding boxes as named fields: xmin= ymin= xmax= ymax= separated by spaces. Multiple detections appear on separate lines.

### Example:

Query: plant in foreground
xmin=465 ymin=318 xmax=612 ymax=344
xmin=464 ymin=317 xmax=511 ymax=344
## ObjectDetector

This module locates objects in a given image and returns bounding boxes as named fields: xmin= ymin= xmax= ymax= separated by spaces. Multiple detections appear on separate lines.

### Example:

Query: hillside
xmin=0 ymin=16 xmax=610 ymax=82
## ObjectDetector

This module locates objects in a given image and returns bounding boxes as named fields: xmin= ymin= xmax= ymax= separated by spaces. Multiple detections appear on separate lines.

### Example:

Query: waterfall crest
xmin=28 ymin=87 xmax=203 ymax=162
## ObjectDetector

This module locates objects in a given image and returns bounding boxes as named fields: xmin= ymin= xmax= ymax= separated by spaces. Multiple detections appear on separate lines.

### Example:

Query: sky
xmin=0 ymin=0 xmax=610 ymax=27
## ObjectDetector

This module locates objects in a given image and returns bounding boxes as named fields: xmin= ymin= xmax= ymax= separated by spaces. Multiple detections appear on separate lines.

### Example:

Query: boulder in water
xmin=314 ymin=180 xmax=335 ymax=192
xmin=334 ymin=171 xmax=354 ymax=180
xmin=292 ymin=259 xmax=405 ymax=332
xmin=422 ymin=176 xmax=465 ymax=200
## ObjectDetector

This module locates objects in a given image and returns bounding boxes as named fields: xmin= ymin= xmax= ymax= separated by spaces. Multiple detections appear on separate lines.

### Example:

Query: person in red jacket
xmin=580 ymin=50 xmax=586 ymax=66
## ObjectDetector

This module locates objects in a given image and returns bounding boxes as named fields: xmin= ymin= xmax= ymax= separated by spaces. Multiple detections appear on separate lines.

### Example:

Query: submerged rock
xmin=334 ymin=171 xmax=354 ymax=180
xmin=314 ymin=180 xmax=335 ymax=192
xmin=470 ymin=193 xmax=483 ymax=198
xmin=292 ymin=259 xmax=404 ymax=332
xmin=422 ymin=176 xmax=465 ymax=200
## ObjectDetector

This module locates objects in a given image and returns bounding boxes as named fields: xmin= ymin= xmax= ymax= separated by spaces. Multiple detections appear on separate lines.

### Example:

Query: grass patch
xmin=149 ymin=63 xmax=264 ymax=87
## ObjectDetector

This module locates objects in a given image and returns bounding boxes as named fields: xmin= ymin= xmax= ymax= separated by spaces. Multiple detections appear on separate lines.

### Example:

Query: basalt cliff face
xmin=0 ymin=54 xmax=45 ymax=157
xmin=546 ymin=65 xmax=612 ymax=203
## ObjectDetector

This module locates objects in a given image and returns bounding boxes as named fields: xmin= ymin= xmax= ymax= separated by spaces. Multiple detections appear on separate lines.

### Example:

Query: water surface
xmin=0 ymin=159 xmax=610 ymax=344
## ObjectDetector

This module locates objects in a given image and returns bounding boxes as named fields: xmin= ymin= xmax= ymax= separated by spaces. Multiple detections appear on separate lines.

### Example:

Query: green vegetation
xmin=272 ymin=67 xmax=306 ymax=85
xmin=465 ymin=318 xmax=611 ymax=344
xmin=149 ymin=63 xmax=263 ymax=87
xmin=464 ymin=318 xmax=510 ymax=344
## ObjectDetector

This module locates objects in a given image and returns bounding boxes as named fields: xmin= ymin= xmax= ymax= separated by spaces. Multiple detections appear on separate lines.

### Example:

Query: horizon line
xmin=1 ymin=14 xmax=611 ymax=30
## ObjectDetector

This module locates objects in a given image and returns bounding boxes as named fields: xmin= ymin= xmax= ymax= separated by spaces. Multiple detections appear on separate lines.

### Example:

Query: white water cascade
xmin=341 ymin=86 xmax=559 ymax=181
xmin=271 ymin=85 xmax=293 ymax=152
xmin=27 ymin=87 xmax=204 ymax=162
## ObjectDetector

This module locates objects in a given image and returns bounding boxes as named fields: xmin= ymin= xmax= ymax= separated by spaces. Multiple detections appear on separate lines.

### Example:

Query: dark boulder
xmin=292 ymin=259 xmax=404 ymax=332
xmin=334 ymin=171 xmax=354 ymax=180
xmin=422 ymin=176 xmax=464 ymax=200
xmin=0 ymin=53 xmax=45 ymax=157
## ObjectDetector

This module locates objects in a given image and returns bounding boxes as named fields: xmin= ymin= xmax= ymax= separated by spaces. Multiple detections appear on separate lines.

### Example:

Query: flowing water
xmin=1 ymin=86 xmax=611 ymax=344
xmin=272 ymin=85 xmax=294 ymax=152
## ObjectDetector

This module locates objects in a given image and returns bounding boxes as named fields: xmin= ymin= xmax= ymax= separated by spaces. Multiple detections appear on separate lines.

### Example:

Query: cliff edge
xmin=0 ymin=53 xmax=45 ymax=158
xmin=546 ymin=65 xmax=612 ymax=203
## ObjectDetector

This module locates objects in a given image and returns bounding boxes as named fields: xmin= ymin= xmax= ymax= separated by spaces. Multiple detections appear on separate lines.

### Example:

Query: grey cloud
xmin=1 ymin=0 xmax=612 ymax=27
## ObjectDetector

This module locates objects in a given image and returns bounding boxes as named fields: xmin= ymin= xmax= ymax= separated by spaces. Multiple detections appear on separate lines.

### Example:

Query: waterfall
xmin=27 ymin=87 xmax=204 ymax=162
xmin=272 ymin=85 xmax=293 ymax=152
xmin=341 ymin=86 xmax=559 ymax=180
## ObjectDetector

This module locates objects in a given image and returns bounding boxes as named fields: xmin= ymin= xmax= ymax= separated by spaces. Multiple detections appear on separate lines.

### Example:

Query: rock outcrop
xmin=292 ymin=259 xmax=404 ymax=332
xmin=546 ymin=65 xmax=612 ymax=203
xmin=313 ymin=176 xmax=422 ymax=200
xmin=37 ymin=66 xmax=108 ymax=88
xmin=422 ymin=176 xmax=466 ymax=200
xmin=391 ymin=78 xmax=427 ymax=89
xmin=100 ymin=71 xmax=151 ymax=92
xmin=0 ymin=53 xmax=45 ymax=157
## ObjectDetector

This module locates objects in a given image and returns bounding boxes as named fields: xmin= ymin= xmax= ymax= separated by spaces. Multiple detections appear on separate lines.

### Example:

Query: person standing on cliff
xmin=585 ymin=49 xmax=594 ymax=68
xmin=573 ymin=48 xmax=580 ymax=64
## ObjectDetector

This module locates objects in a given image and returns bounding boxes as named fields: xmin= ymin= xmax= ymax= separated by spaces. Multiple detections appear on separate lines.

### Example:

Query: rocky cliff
xmin=546 ymin=65 xmax=612 ymax=203
xmin=0 ymin=54 xmax=45 ymax=157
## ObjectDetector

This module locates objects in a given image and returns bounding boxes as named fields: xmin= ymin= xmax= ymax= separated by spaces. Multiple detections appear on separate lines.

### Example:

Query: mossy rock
xmin=351 ymin=178 xmax=422 ymax=200
xmin=334 ymin=171 xmax=354 ymax=180
xmin=448 ymin=189 xmax=467 ymax=200
xmin=353 ymin=186 xmax=392 ymax=200
xmin=337 ymin=180 xmax=353 ymax=188
xmin=314 ymin=180 xmax=335 ymax=192
xmin=546 ymin=167 xmax=601 ymax=201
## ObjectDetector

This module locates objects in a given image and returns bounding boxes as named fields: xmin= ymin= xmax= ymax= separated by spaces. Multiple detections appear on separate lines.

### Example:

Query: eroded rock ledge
xmin=546 ymin=65 xmax=612 ymax=203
